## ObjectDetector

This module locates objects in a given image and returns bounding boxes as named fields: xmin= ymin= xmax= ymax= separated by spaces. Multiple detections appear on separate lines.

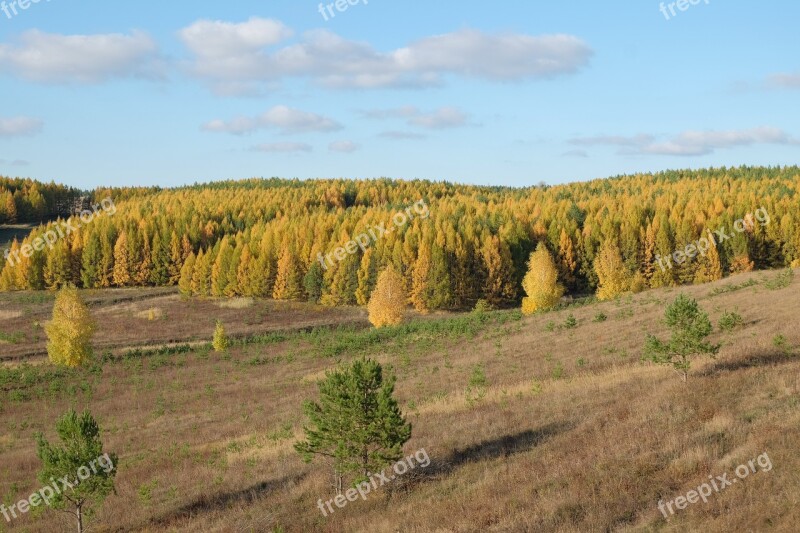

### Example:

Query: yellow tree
xmin=410 ymin=240 xmax=433 ymax=313
xmin=45 ymin=286 xmax=96 ymax=368
xmin=694 ymin=239 xmax=723 ymax=284
xmin=178 ymin=252 xmax=196 ymax=296
xmin=557 ymin=228 xmax=577 ymax=290
xmin=521 ymin=243 xmax=565 ymax=315
xmin=367 ymin=266 xmax=406 ymax=328
xmin=594 ymin=239 xmax=631 ymax=300
xmin=112 ymin=231 xmax=131 ymax=287
xmin=273 ymin=239 xmax=302 ymax=300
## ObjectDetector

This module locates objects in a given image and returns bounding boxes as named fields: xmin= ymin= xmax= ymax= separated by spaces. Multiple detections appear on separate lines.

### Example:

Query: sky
xmin=0 ymin=0 xmax=798 ymax=190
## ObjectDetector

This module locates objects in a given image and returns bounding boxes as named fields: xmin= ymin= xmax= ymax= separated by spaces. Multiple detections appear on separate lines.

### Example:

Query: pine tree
xmin=35 ymin=409 xmax=117 ymax=533
xmin=150 ymin=231 xmax=171 ymax=286
xmin=303 ymin=261 xmax=325 ymax=303
xmin=167 ymin=231 xmax=183 ymax=285
xmin=45 ymin=287 xmax=96 ymax=368
xmin=367 ymin=266 xmax=406 ymax=328
xmin=295 ymin=357 xmax=412 ymax=491
xmin=44 ymin=240 xmax=71 ymax=290
xmin=644 ymin=294 xmax=719 ymax=382
xmin=81 ymin=232 xmax=102 ymax=289
xmin=521 ymin=242 xmax=565 ymax=315
xmin=594 ymin=239 xmax=631 ymax=300
xmin=355 ymin=248 xmax=378 ymax=306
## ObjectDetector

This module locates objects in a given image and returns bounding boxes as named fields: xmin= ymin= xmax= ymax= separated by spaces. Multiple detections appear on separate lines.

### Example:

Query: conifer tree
xmin=410 ymin=240 xmax=433 ymax=313
xmin=178 ymin=252 xmax=196 ymax=296
xmin=594 ymin=239 xmax=631 ymax=300
xmin=557 ymin=228 xmax=578 ymax=291
xmin=303 ymin=261 xmax=325 ymax=303
xmin=112 ymin=231 xmax=131 ymax=287
xmin=35 ymin=409 xmax=117 ymax=533
xmin=273 ymin=240 xmax=302 ymax=300
xmin=45 ymin=286 xmax=96 ymax=368
xmin=355 ymin=248 xmax=378 ymax=306
xmin=295 ymin=357 xmax=412 ymax=492
xmin=521 ymin=242 xmax=565 ymax=315
xmin=212 ymin=320 xmax=229 ymax=352
xmin=644 ymin=294 xmax=719 ymax=382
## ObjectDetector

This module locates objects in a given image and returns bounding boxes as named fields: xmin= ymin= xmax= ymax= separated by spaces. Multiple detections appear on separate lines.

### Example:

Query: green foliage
xmin=551 ymin=361 xmax=565 ymax=380
xmin=593 ymin=312 xmax=607 ymax=323
xmin=765 ymin=268 xmax=794 ymax=290
xmin=718 ymin=311 xmax=744 ymax=332
xmin=35 ymin=409 xmax=117 ymax=532
xmin=644 ymin=294 xmax=720 ymax=381
xmin=709 ymin=278 xmax=759 ymax=296
xmin=564 ymin=314 xmax=578 ymax=329
xmin=773 ymin=334 xmax=794 ymax=356
xmin=466 ymin=364 xmax=488 ymax=404
xmin=295 ymin=357 xmax=411 ymax=486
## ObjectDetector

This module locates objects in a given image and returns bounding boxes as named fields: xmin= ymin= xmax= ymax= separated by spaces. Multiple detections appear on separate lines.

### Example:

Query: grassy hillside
xmin=1 ymin=268 xmax=797 ymax=532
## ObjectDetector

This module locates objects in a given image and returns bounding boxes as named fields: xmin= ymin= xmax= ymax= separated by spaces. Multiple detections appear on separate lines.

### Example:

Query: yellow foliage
xmin=45 ymin=287 xmax=96 ymax=368
xmin=521 ymin=243 xmax=564 ymax=315
xmin=212 ymin=320 xmax=229 ymax=352
xmin=367 ymin=266 xmax=406 ymax=328
xmin=594 ymin=240 xmax=631 ymax=300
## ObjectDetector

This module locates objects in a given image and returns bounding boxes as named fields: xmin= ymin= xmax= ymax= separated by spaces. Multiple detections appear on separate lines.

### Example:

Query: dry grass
xmin=0 ymin=269 xmax=798 ymax=532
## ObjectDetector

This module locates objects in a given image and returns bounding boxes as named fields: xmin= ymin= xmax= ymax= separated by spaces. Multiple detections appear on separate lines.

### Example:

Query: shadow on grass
xmin=146 ymin=473 xmax=306 ymax=529
xmin=396 ymin=421 xmax=573 ymax=490
xmin=699 ymin=349 xmax=797 ymax=376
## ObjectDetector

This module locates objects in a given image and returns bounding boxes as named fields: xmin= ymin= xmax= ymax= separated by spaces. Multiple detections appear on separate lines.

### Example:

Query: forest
xmin=1 ymin=166 xmax=798 ymax=311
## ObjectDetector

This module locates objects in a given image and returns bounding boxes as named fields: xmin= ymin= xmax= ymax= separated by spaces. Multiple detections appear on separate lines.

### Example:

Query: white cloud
xmin=0 ymin=116 xmax=43 ymax=137
xmin=329 ymin=140 xmax=359 ymax=153
xmin=562 ymin=149 xmax=588 ymax=158
xmin=0 ymin=159 xmax=30 ymax=166
xmin=766 ymin=72 xmax=800 ymax=89
xmin=378 ymin=131 xmax=427 ymax=140
xmin=203 ymin=105 xmax=342 ymax=135
xmin=362 ymin=106 xmax=470 ymax=129
xmin=179 ymin=17 xmax=292 ymax=58
xmin=250 ymin=142 xmax=312 ymax=153
xmin=568 ymin=127 xmax=798 ymax=156
xmin=179 ymin=19 xmax=592 ymax=93
xmin=0 ymin=30 xmax=163 ymax=84
xmin=408 ymin=107 xmax=469 ymax=129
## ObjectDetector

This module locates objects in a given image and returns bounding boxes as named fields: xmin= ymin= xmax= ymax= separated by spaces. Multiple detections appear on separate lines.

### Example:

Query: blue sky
xmin=0 ymin=0 xmax=798 ymax=189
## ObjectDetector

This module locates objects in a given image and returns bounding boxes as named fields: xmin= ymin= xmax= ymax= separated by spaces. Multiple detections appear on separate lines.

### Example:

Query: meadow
xmin=1 ymin=268 xmax=797 ymax=532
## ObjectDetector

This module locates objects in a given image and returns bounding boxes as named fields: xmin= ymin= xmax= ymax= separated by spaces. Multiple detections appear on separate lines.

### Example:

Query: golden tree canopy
xmin=45 ymin=286 xmax=96 ymax=368
xmin=367 ymin=266 xmax=406 ymax=328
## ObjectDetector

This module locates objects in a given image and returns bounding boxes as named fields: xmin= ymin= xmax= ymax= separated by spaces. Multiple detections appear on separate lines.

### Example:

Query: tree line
xmin=2 ymin=167 xmax=799 ymax=308
xmin=0 ymin=177 xmax=84 ymax=224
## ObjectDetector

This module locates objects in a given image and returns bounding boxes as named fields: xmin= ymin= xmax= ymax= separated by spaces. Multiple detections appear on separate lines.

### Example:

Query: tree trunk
xmin=76 ymin=503 xmax=83 ymax=533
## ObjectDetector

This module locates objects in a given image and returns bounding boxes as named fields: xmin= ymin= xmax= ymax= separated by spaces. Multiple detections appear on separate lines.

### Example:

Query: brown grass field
xmin=1 ymin=269 xmax=798 ymax=532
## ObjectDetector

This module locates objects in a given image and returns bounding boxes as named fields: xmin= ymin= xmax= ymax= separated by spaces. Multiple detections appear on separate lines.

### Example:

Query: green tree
xmin=303 ymin=261 xmax=325 ymax=303
xmin=45 ymin=287 xmax=96 ymax=368
xmin=35 ymin=409 xmax=118 ymax=533
xmin=644 ymin=294 xmax=720 ymax=382
xmin=295 ymin=357 xmax=412 ymax=493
